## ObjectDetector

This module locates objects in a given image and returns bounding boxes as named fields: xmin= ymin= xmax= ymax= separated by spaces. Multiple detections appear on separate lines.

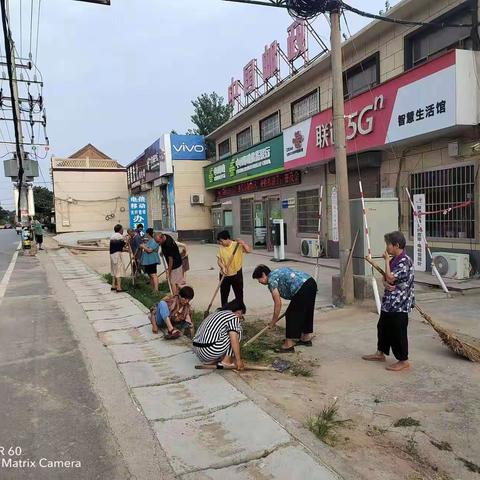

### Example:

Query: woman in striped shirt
xmin=192 ymin=299 xmax=246 ymax=370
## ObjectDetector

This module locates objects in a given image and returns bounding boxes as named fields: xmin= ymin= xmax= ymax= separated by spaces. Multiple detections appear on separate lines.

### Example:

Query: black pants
xmin=285 ymin=277 xmax=317 ymax=339
xmin=35 ymin=234 xmax=43 ymax=245
xmin=377 ymin=311 xmax=409 ymax=361
xmin=220 ymin=269 xmax=244 ymax=307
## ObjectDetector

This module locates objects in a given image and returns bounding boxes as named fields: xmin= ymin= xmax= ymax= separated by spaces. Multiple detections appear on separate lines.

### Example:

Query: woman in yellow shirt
xmin=216 ymin=230 xmax=251 ymax=307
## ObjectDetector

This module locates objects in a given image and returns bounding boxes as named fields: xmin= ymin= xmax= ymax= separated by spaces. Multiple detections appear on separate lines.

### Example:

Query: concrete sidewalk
xmin=48 ymin=247 xmax=342 ymax=479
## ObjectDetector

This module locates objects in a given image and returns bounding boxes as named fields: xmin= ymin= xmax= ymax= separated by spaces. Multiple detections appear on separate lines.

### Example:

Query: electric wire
xmin=34 ymin=0 xmax=41 ymax=65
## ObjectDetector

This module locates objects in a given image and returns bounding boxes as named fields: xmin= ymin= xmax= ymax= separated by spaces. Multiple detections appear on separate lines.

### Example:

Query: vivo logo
xmin=173 ymin=143 xmax=205 ymax=153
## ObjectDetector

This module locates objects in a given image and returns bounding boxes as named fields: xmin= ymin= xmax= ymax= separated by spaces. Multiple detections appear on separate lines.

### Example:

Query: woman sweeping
xmin=192 ymin=299 xmax=246 ymax=370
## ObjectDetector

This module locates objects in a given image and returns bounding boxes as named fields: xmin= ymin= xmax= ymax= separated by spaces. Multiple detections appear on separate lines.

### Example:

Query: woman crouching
xmin=192 ymin=299 xmax=246 ymax=370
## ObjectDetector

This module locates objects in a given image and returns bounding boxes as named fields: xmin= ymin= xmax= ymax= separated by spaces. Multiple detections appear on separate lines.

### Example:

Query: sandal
xmin=164 ymin=329 xmax=181 ymax=340
xmin=116 ymin=289 xmax=125 ymax=293
xmin=274 ymin=345 xmax=295 ymax=353
xmin=296 ymin=340 xmax=312 ymax=347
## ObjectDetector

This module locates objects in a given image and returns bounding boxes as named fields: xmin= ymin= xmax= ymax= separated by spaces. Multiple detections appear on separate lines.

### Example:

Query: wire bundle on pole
xmin=286 ymin=0 xmax=340 ymax=19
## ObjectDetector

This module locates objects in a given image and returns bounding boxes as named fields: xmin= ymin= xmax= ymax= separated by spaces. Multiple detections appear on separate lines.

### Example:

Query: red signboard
xmin=217 ymin=170 xmax=301 ymax=198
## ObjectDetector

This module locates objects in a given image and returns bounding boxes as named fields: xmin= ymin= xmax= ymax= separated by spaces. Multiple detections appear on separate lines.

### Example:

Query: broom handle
xmin=205 ymin=242 xmax=240 ymax=313
xmin=243 ymin=312 xmax=286 ymax=348
xmin=364 ymin=257 xmax=436 ymax=328
xmin=195 ymin=364 xmax=274 ymax=371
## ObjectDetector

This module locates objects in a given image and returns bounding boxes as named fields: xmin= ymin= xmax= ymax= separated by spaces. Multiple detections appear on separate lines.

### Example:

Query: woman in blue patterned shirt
xmin=252 ymin=265 xmax=317 ymax=353
xmin=362 ymin=231 xmax=414 ymax=372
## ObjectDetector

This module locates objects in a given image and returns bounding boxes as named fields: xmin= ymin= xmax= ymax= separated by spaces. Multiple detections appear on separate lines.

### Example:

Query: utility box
xmin=3 ymin=159 xmax=39 ymax=179
xmin=350 ymin=198 xmax=399 ymax=275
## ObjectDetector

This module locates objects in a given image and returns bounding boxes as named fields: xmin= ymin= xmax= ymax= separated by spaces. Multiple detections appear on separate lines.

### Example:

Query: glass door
xmin=253 ymin=201 xmax=267 ymax=248
xmin=266 ymin=196 xmax=282 ymax=251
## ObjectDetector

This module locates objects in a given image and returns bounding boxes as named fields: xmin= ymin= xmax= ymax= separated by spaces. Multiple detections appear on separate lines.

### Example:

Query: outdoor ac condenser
xmin=432 ymin=252 xmax=470 ymax=279
xmin=190 ymin=194 xmax=205 ymax=205
xmin=300 ymin=238 xmax=322 ymax=258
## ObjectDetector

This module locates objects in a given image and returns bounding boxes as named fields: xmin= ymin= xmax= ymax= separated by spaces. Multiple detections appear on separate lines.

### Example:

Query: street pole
xmin=330 ymin=8 xmax=354 ymax=304
xmin=0 ymin=0 xmax=29 ymax=224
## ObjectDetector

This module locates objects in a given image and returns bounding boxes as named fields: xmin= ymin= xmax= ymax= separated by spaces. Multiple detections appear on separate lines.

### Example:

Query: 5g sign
xmin=346 ymin=95 xmax=384 ymax=140
xmin=170 ymin=134 xmax=207 ymax=160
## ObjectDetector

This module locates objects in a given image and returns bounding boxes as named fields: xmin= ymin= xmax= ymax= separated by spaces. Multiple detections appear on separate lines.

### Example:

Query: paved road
xmin=0 ymin=248 xmax=131 ymax=479
xmin=0 ymin=229 xmax=20 ymax=279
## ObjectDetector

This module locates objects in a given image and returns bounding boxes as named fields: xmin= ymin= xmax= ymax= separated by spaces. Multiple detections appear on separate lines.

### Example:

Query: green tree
xmin=0 ymin=205 xmax=14 ymax=225
xmin=191 ymin=92 xmax=233 ymax=157
xmin=33 ymin=186 xmax=53 ymax=225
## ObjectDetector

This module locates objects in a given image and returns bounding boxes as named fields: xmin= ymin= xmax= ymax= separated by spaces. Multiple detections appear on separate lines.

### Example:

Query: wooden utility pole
xmin=330 ymin=8 xmax=354 ymax=303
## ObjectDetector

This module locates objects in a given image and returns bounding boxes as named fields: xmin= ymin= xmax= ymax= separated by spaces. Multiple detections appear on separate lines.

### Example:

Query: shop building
xmin=206 ymin=0 xmax=480 ymax=275
xmin=52 ymin=144 xmax=129 ymax=233
xmin=127 ymin=134 xmax=213 ymax=240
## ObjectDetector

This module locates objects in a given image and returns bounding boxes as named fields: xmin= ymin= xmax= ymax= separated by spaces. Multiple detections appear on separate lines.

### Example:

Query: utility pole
xmin=0 ymin=0 xmax=29 ymax=223
xmin=330 ymin=7 xmax=354 ymax=304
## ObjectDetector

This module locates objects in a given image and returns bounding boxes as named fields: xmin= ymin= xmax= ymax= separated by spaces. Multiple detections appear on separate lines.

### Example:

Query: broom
xmin=365 ymin=256 xmax=480 ymax=363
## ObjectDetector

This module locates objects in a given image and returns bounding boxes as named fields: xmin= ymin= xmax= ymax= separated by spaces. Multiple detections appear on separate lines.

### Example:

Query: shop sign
xmin=282 ymin=197 xmax=296 ymax=209
xmin=216 ymin=170 xmax=300 ymax=198
xmin=129 ymin=195 xmax=149 ymax=229
xmin=283 ymin=50 xmax=478 ymax=170
xmin=205 ymin=135 xmax=284 ymax=190
xmin=413 ymin=194 xmax=426 ymax=272
xmin=331 ymin=187 xmax=338 ymax=242
xmin=170 ymin=134 xmax=206 ymax=160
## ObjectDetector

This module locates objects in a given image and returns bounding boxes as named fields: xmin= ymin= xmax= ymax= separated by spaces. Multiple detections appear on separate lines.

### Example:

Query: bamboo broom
xmin=365 ymin=256 xmax=480 ymax=363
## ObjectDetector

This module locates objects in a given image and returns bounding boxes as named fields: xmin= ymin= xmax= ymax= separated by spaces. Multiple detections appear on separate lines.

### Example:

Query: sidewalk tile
xmin=98 ymin=326 xmax=163 ymax=345
xmin=108 ymin=341 xmax=190 ymax=363
xmin=133 ymin=374 xmax=247 ymax=420
xmin=118 ymin=352 xmax=210 ymax=388
xmin=86 ymin=305 xmax=141 ymax=321
xmin=180 ymin=445 xmax=338 ymax=480
xmin=153 ymin=400 xmax=291 ymax=474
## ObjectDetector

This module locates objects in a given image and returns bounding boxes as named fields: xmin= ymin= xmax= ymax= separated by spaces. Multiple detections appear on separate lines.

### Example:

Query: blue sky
xmin=0 ymin=0 xmax=400 ymax=209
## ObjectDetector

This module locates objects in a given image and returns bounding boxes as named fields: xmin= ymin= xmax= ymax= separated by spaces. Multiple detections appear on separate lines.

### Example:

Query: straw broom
xmin=365 ymin=256 xmax=480 ymax=363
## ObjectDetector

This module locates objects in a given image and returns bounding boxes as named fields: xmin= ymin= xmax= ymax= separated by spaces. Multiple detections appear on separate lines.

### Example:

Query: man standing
xmin=32 ymin=217 xmax=45 ymax=250
xmin=217 ymin=230 xmax=251 ymax=306
xmin=110 ymin=224 xmax=127 ymax=292
xmin=252 ymin=264 xmax=317 ymax=353
xmin=155 ymin=232 xmax=185 ymax=294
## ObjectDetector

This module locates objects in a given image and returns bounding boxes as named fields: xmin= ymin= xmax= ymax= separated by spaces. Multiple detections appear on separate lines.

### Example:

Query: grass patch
xmin=394 ymin=417 xmax=421 ymax=428
xmin=306 ymin=400 xmax=350 ymax=446
xmin=431 ymin=440 xmax=452 ymax=452
xmin=456 ymin=457 xmax=480 ymax=474
xmin=103 ymin=273 xmax=169 ymax=309
xmin=291 ymin=363 xmax=313 ymax=377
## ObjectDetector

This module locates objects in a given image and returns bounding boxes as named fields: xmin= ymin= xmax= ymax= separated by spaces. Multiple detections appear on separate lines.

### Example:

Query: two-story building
xmin=206 ymin=0 xmax=480 ymax=276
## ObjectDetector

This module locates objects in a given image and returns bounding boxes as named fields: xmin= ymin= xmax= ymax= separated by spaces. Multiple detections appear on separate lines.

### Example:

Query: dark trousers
xmin=220 ymin=269 xmax=244 ymax=307
xmin=285 ymin=277 xmax=317 ymax=339
xmin=377 ymin=311 xmax=409 ymax=361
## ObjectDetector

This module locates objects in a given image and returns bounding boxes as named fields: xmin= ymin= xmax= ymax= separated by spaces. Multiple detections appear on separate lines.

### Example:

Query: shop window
xmin=291 ymin=90 xmax=319 ymax=124
xmin=223 ymin=210 xmax=233 ymax=227
xmin=405 ymin=4 xmax=472 ymax=69
xmin=237 ymin=127 xmax=253 ymax=153
xmin=218 ymin=138 xmax=230 ymax=159
xmin=240 ymin=198 xmax=253 ymax=234
xmin=260 ymin=112 xmax=280 ymax=142
xmin=409 ymin=165 xmax=475 ymax=239
xmin=344 ymin=53 xmax=379 ymax=99
xmin=297 ymin=189 xmax=319 ymax=234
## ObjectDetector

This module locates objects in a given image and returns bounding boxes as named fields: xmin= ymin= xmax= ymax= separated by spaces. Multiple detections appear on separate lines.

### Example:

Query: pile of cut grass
xmin=306 ymin=400 xmax=350 ymax=446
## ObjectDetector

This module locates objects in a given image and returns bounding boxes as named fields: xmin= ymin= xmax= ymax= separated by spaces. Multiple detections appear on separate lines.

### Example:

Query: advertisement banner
xmin=331 ymin=187 xmax=338 ymax=243
xmin=413 ymin=194 xmax=426 ymax=272
xmin=129 ymin=195 xmax=149 ymax=229
xmin=283 ymin=50 xmax=477 ymax=170
xmin=204 ymin=135 xmax=284 ymax=190
xmin=170 ymin=134 xmax=207 ymax=160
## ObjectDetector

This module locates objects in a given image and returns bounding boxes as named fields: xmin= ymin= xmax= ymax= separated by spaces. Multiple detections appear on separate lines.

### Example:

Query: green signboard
xmin=204 ymin=135 xmax=284 ymax=190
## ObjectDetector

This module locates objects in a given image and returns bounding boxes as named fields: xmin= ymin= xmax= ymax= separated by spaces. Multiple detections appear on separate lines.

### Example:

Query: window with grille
xmin=240 ymin=198 xmax=253 ymax=234
xmin=297 ymin=189 xmax=319 ymax=234
xmin=344 ymin=53 xmax=379 ymax=99
xmin=405 ymin=5 xmax=471 ymax=69
xmin=292 ymin=90 xmax=319 ymax=124
xmin=260 ymin=112 xmax=280 ymax=142
xmin=409 ymin=165 xmax=475 ymax=239
xmin=218 ymin=138 xmax=230 ymax=159
xmin=236 ymin=127 xmax=253 ymax=153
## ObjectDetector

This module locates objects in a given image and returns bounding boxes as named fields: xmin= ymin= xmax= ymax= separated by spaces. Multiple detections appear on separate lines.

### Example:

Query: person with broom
xmin=252 ymin=265 xmax=317 ymax=353
xmin=216 ymin=230 xmax=251 ymax=305
xmin=362 ymin=231 xmax=414 ymax=372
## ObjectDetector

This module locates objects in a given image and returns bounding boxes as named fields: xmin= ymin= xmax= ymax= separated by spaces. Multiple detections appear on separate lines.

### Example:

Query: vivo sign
xmin=170 ymin=134 xmax=206 ymax=160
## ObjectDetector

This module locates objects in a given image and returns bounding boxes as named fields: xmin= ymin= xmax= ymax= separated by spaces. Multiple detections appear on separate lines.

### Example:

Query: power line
xmin=34 ymin=0 xmax=42 ymax=64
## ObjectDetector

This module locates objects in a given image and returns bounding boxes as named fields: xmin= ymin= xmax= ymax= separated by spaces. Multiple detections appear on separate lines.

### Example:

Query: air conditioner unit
xmin=300 ymin=238 xmax=323 ymax=258
xmin=432 ymin=252 xmax=470 ymax=279
xmin=190 ymin=193 xmax=205 ymax=205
